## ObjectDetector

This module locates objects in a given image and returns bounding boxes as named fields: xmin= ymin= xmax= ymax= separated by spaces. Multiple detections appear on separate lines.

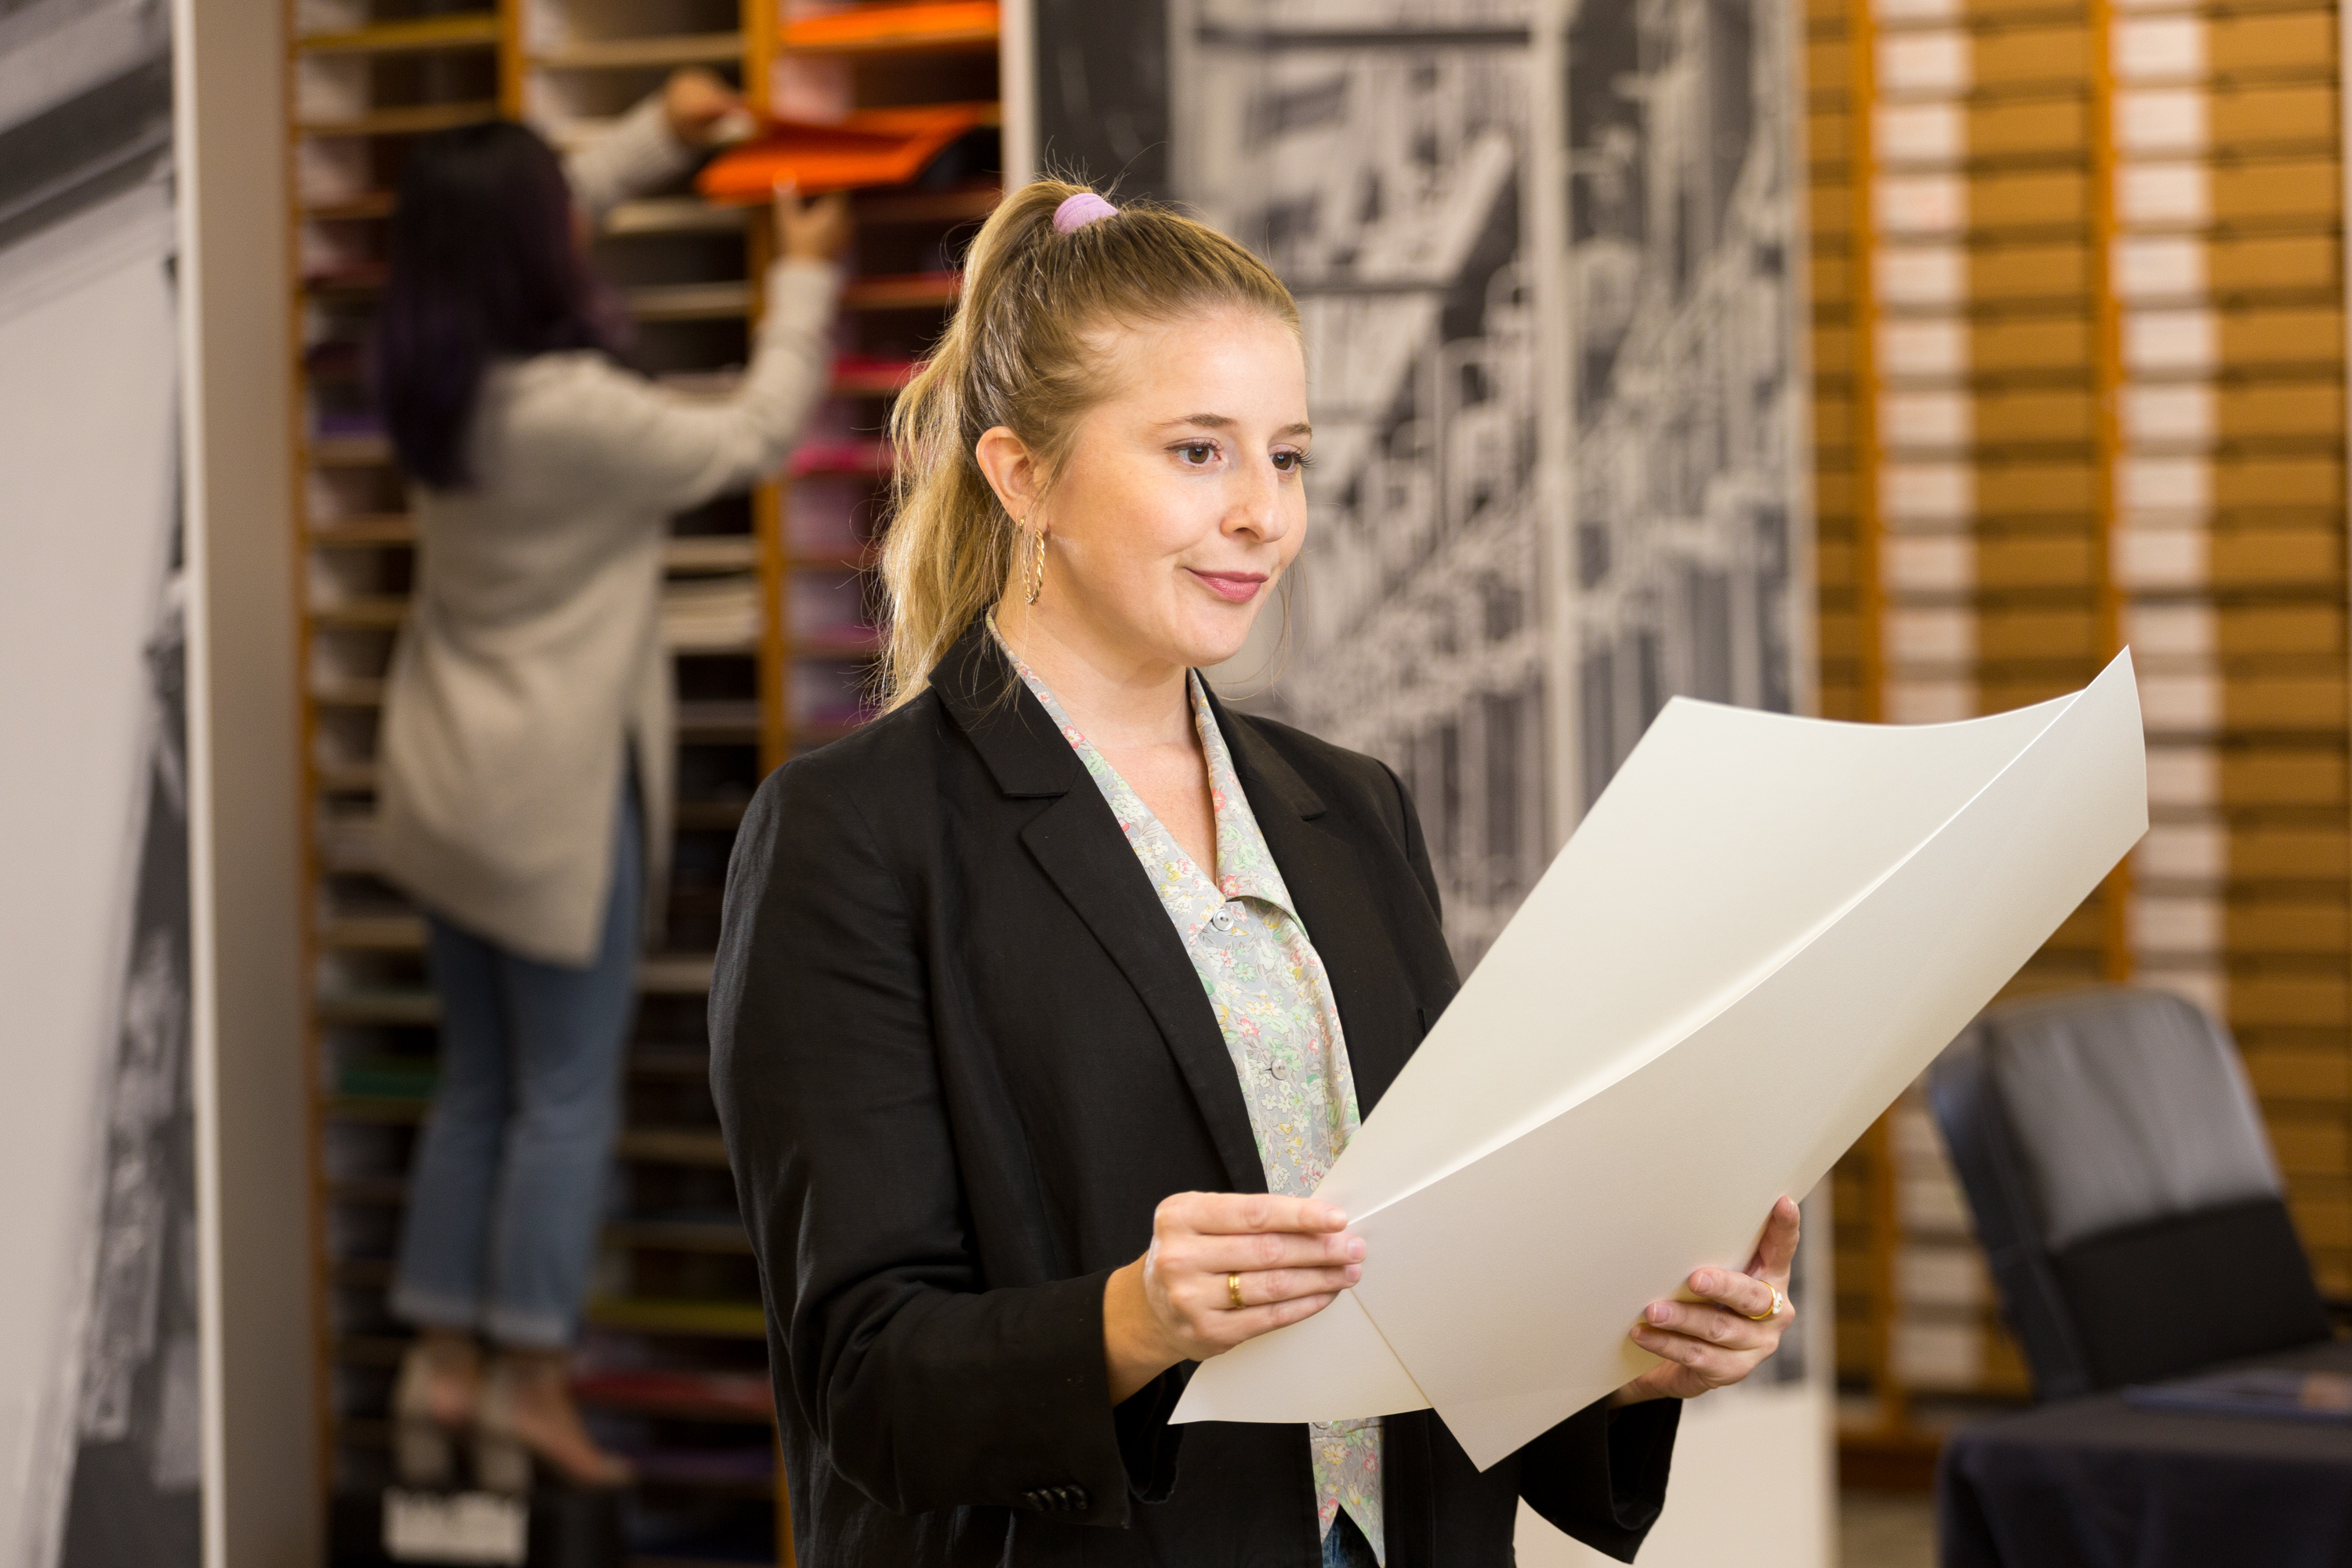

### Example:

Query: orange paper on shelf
xmin=696 ymin=104 xmax=992 ymax=201
xmin=778 ymin=0 xmax=999 ymax=52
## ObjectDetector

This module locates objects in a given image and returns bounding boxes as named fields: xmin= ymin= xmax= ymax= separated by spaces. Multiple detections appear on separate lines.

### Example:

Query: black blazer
xmin=710 ymin=625 xmax=1679 ymax=1566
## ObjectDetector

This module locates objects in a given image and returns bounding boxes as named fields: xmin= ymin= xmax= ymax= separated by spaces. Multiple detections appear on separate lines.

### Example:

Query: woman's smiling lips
xmin=1187 ymin=568 xmax=1267 ymax=604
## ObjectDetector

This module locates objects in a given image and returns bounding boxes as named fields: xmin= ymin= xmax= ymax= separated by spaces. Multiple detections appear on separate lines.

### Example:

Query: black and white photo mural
xmin=1166 ymin=0 xmax=1809 ymax=970
xmin=1175 ymin=1 xmax=1550 ymax=964
xmin=1564 ymin=0 xmax=1809 ymax=811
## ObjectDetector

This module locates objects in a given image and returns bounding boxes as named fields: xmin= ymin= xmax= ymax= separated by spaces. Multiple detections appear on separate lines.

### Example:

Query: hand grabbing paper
xmin=1174 ymin=652 xmax=2148 ymax=1467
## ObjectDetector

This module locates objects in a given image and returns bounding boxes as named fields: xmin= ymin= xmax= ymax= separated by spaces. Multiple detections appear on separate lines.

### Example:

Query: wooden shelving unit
xmin=286 ymin=2 xmax=508 ymax=1539
xmin=1806 ymin=0 xmax=2350 ymax=1486
xmin=285 ymin=1 xmax=1006 ymax=1561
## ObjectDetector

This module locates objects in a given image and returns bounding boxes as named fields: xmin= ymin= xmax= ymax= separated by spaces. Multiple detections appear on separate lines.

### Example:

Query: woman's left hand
xmin=1610 ymin=1195 xmax=1801 ymax=1406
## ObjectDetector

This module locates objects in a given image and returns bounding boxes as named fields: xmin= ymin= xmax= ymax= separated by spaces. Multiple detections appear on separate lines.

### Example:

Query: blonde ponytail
xmin=877 ymin=180 xmax=1299 ymax=709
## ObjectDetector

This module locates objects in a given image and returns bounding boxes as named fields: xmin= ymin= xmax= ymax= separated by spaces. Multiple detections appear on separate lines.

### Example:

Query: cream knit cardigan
xmin=379 ymin=97 xmax=840 ymax=964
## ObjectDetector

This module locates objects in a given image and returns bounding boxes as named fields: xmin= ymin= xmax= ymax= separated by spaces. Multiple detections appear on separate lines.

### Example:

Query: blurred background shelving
xmin=285 ymin=2 xmax=1006 ymax=1559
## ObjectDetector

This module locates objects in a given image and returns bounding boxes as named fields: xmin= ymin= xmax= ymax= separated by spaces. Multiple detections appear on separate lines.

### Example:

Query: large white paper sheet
xmin=1174 ymin=652 xmax=2148 ymax=1467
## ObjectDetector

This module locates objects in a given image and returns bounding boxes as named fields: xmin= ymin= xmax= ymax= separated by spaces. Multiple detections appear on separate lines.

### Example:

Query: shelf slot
xmin=297 ymin=100 xmax=499 ymax=139
xmin=586 ymin=1297 xmax=770 ymax=1338
xmin=841 ymin=270 xmax=960 ymax=310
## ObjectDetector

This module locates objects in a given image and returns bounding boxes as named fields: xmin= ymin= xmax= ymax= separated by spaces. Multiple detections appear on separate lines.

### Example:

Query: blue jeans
xmin=391 ymin=781 xmax=641 ymax=1348
xmin=1323 ymin=1510 xmax=1379 ymax=1568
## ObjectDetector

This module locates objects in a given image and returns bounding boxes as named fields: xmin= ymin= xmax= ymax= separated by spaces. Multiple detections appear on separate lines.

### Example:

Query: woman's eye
xmin=1273 ymin=450 xmax=1311 ymax=473
xmin=1178 ymin=442 xmax=1217 ymax=465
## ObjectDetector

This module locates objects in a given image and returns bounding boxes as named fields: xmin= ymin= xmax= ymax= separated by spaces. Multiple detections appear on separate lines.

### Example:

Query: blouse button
xmin=1211 ymin=909 xmax=1236 ymax=933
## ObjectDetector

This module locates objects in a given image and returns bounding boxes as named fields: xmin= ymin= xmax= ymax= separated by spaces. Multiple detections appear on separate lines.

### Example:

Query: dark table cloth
xmin=1940 ymin=1340 xmax=2352 ymax=1568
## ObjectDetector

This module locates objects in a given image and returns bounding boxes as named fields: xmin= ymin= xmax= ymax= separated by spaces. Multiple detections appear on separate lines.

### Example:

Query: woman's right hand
xmin=1102 ymin=1192 xmax=1364 ymax=1402
xmin=662 ymin=67 xmax=744 ymax=146
xmin=773 ymin=182 xmax=853 ymax=263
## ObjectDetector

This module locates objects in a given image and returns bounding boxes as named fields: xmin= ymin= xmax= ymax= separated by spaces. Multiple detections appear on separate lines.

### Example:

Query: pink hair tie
xmin=1053 ymin=192 xmax=1119 ymax=234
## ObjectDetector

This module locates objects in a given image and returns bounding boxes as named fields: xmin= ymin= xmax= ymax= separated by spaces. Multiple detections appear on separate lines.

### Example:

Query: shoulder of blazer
xmin=738 ymin=626 xmax=1069 ymax=852
xmin=738 ymin=686 xmax=959 ymax=861
xmin=1217 ymin=706 xmax=1412 ymax=851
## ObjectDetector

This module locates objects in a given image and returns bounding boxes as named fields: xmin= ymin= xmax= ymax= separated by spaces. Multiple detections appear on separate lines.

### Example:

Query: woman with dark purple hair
xmin=373 ymin=70 xmax=851 ymax=1490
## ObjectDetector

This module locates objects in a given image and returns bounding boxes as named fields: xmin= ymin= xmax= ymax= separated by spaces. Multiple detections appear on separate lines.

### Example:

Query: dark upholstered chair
xmin=1926 ymin=985 xmax=2332 ymax=1401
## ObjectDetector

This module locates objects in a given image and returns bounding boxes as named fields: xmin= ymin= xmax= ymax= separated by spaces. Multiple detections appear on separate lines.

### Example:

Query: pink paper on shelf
xmin=572 ymin=1368 xmax=774 ymax=1418
xmin=630 ymin=1446 xmax=778 ymax=1484
xmin=788 ymin=440 xmax=891 ymax=478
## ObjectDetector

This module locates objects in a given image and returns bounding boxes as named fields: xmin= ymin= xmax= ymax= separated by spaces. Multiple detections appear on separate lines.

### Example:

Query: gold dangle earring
xmin=1023 ymin=527 xmax=1047 ymax=605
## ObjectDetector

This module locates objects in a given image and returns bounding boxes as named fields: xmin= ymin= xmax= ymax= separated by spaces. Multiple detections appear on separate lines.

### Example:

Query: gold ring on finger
xmin=1745 ymin=1283 xmax=1784 ymax=1323
xmin=1229 ymin=1272 xmax=1246 ymax=1311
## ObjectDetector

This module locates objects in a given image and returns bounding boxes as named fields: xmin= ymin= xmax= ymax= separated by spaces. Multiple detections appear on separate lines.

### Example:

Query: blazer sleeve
xmin=1517 ymin=1397 xmax=1682 ymax=1563
xmin=710 ymin=760 xmax=1143 ymax=1524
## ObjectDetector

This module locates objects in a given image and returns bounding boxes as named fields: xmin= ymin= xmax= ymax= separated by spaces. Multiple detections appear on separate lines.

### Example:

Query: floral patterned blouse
xmin=1000 ymin=632 xmax=1387 ymax=1563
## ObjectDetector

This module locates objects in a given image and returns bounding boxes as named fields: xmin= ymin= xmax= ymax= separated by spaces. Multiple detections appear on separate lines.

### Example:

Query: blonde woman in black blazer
xmin=710 ymin=183 xmax=1801 ymax=1567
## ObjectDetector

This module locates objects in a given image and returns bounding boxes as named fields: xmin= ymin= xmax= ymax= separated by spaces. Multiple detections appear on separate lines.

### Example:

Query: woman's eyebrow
xmin=1158 ymin=413 xmax=1314 ymax=438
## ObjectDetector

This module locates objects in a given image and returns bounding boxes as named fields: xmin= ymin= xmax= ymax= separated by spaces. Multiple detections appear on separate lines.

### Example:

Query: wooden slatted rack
xmin=1807 ymin=0 xmax=2351 ymax=1485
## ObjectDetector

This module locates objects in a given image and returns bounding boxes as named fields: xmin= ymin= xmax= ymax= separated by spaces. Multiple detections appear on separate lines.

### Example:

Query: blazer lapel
xmin=1211 ymin=698 xmax=1424 ymax=1118
xmin=1018 ymin=798 xmax=1269 ymax=1194
xmin=932 ymin=626 xmax=1268 ymax=1194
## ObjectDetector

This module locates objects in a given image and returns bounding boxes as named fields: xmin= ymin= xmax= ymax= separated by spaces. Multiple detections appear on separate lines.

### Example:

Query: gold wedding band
xmin=1746 ymin=1283 xmax=1785 ymax=1323
xmin=1229 ymin=1272 xmax=1246 ymax=1310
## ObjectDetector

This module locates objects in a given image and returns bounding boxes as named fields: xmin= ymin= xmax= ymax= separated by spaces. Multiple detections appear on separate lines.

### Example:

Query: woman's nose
xmin=1225 ymin=463 xmax=1290 ymax=540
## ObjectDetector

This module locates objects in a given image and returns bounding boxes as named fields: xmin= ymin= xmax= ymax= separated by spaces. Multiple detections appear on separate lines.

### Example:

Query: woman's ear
xmin=973 ymin=426 xmax=1042 ymax=527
